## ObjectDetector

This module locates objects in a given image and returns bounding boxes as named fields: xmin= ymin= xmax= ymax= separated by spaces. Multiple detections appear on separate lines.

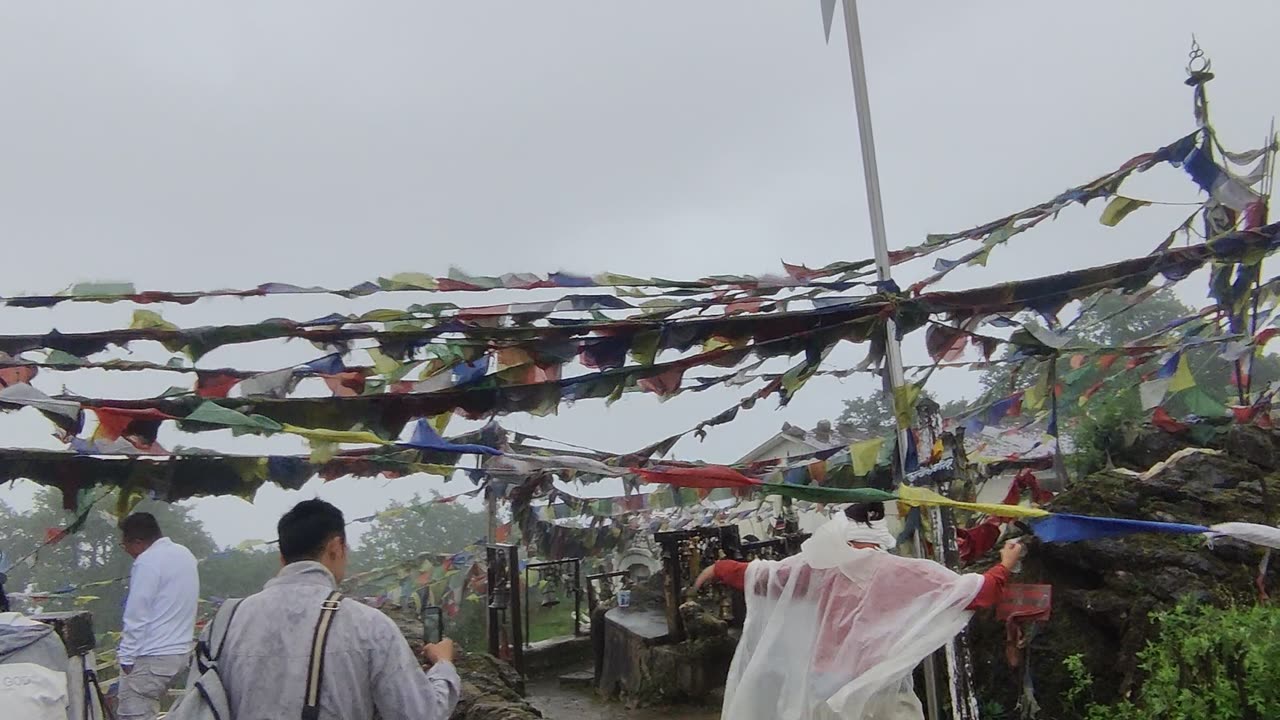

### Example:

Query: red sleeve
xmin=966 ymin=564 xmax=1010 ymax=610
xmin=713 ymin=559 xmax=750 ymax=592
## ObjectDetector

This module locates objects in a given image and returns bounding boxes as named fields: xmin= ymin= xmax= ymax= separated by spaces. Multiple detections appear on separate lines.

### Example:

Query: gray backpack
xmin=165 ymin=598 xmax=243 ymax=720
xmin=167 ymin=591 xmax=343 ymax=720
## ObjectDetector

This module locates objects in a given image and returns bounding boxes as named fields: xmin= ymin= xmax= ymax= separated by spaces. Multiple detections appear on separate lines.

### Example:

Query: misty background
xmin=0 ymin=2 xmax=1276 ymax=548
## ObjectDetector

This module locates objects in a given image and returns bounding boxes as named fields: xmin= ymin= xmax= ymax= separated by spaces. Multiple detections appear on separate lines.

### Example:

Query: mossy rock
xmin=377 ymin=603 xmax=546 ymax=719
xmin=966 ymin=424 xmax=1280 ymax=719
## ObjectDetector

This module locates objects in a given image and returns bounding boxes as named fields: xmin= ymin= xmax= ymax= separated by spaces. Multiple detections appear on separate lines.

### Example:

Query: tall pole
xmin=837 ymin=0 xmax=909 ymax=405
xmin=836 ymin=3 xmax=942 ymax=719
xmin=482 ymin=457 xmax=496 ymax=544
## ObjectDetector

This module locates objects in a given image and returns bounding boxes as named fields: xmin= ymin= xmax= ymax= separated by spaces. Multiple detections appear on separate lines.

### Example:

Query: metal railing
xmin=486 ymin=544 xmax=524 ymax=675
xmin=584 ymin=570 xmax=628 ymax=614
xmin=522 ymin=557 xmax=583 ymax=647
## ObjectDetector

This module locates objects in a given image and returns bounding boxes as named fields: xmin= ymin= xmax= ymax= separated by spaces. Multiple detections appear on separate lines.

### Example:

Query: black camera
xmin=30 ymin=611 xmax=96 ymax=657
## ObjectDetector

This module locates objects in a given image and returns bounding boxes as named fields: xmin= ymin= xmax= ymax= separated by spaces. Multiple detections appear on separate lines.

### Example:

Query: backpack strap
xmin=195 ymin=598 xmax=244 ymax=675
xmin=301 ymin=591 xmax=343 ymax=720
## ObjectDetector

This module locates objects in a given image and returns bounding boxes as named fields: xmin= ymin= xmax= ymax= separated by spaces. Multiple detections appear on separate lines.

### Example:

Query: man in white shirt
xmin=117 ymin=513 xmax=200 ymax=720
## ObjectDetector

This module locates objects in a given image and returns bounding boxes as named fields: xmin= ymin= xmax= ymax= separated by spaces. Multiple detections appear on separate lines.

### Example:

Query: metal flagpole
xmin=835 ymin=2 xmax=943 ymax=719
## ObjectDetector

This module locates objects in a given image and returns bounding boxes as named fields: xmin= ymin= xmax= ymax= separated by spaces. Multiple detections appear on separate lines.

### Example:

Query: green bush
xmin=1065 ymin=601 xmax=1280 ymax=719
xmin=1069 ymin=387 xmax=1142 ymax=477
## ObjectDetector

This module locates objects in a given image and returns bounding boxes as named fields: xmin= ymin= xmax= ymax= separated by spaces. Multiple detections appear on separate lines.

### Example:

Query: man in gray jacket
xmin=200 ymin=499 xmax=461 ymax=719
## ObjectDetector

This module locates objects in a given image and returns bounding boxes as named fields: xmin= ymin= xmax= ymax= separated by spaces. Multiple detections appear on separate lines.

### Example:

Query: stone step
xmin=558 ymin=670 xmax=595 ymax=689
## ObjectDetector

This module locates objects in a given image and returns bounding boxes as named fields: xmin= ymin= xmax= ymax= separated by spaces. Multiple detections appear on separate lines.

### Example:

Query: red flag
xmin=632 ymin=465 xmax=761 ymax=489
xmin=1152 ymin=407 xmax=1189 ymax=433
xmin=322 ymin=371 xmax=367 ymax=397
xmin=0 ymin=366 xmax=37 ymax=387
xmin=196 ymin=372 xmax=240 ymax=399
xmin=92 ymin=407 xmax=176 ymax=448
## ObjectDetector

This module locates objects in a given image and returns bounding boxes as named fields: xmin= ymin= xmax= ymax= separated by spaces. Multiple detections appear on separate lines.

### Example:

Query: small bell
xmin=541 ymin=586 xmax=560 ymax=608
xmin=489 ymin=587 xmax=509 ymax=610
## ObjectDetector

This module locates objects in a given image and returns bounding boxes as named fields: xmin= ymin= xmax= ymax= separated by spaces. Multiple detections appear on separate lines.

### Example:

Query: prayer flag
xmin=1099 ymin=196 xmax=1150 ymax=226
xmin=850 ymin=438 xmax=884 ymax=476
xmin=1031 ymin=513 xmax=1207 ymax=543
xmin=897 ymin=485 xmax=1049 ymax=519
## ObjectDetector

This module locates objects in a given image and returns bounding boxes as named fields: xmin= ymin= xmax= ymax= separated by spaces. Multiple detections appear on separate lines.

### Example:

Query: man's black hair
xmin=844 ymin=502 xmax=886 ymax=527
xmin=278 ymin=499 xmax=346 ymax=564
xmin=119 ymin=513 xmax=163 ymax=543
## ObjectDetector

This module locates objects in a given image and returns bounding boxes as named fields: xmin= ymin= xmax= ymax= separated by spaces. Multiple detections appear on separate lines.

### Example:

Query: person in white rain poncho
xmin=696 ymin=502 xmax=1025 ymax=720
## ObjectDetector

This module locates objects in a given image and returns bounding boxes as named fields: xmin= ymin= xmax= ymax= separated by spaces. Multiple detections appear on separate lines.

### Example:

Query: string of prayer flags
xmin=0 ymin=260 xmax=874 ymax=309
xmin=904 ymin=132 xmax=1202 ymax=283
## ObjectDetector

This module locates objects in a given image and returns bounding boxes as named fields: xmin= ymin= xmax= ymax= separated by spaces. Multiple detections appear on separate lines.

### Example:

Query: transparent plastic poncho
xmin=721 ymin=517 xmax=984 ymax=719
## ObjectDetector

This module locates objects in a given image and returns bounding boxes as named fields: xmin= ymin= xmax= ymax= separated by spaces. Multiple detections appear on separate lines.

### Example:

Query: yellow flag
xmin=1099 ymin=196 xmax=1151 ymax=227
xmin=850 ymin=438 xmax=884 ymax=476
xmin=893 ymin=384 xmax=922 ymax=429
xmin=897 ymin=484 xmax=1049 ymax=519
xmin=282 ymin=424 xmax=390 ymax=446
xmin=383 ymin=272 xmax=437 ymax=290
xmin=366 ymin=348 xmax=403 ymax=376
xmin=1023 ymin=373 xmax=1048 ymax=411
xmin=429 ymin=412 xmax=451 ymax=435
xmin=1169 ymin=354 xmax=1196 ymax=394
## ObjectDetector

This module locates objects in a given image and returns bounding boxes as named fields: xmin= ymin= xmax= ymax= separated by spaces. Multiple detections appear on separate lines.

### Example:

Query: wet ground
xmin=526 ymin=678 xmax=720 ymax=720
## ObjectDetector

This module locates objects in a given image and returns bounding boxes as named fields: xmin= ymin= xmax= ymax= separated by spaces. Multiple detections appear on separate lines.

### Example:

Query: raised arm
xmin=966 ymin=541 xmax=1026 ymax=610
xmin=369 ymin=615 xmax=462 ymax=720
xmin=695 ymin=560 xmax=750 ymax=592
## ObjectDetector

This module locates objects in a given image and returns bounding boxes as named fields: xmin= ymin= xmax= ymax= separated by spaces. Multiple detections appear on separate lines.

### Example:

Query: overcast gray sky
xmin=1 ymin=2 xmax=1277 ymax=548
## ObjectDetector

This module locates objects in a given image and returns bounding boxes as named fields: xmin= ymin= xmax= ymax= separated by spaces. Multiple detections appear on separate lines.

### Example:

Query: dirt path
xmin=526 ymin=679 xmax=720 ymax=720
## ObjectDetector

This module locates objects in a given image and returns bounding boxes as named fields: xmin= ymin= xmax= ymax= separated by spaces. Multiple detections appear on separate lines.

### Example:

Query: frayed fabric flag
xmin=850 ymin=437 xmax=884 ymax=476
xmin=1180 ymin=147 xmax=1262 ymax=212
xmin=1031 ymin=513 xmax=1208 ymax=543
xmin=1207 ymin=522 xmax=1280 ymax=550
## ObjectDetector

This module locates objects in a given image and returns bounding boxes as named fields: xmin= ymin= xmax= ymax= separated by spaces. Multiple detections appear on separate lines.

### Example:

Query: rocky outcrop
xmin=967 ymin=424 xmax=1280 ymax=718
xmin=448 ymin=653 xmax=544 ymax=720
xmin=378 ymin=603 xmax=546 ymax=720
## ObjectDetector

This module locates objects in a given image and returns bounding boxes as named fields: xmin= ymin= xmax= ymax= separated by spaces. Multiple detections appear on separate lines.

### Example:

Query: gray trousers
xmin=117 ymin=654 xmax=188 ymax=720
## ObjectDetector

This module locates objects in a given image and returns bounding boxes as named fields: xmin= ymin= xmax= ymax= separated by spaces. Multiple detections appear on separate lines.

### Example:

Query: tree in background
xmin=0 ymin=489 xmax=496 ymax=653
xmin=198 ymin=548 xmax=283 ymax=600
xmin=0 ymin=489 xmax=216 ymax=639
xmin=349 ymin=493 xmax=487 ymax=572
xmin=838 ymin=291 xmax=1280 ymax=477
xmin=976 ymin=290 xmax=1280 ymax=414
xmin=838 ymin=389 xmax=967 ymax=437
xmin=972 ymin=290 xmax=1279 ymax=475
